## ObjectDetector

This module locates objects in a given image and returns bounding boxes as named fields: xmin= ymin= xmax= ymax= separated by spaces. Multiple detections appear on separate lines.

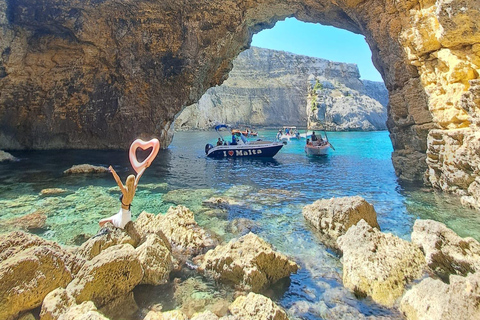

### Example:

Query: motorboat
xmin=305 ymin=141 xmax=331 ymax=156
xmin=206 ymin=124 xmax=283 ymax=158
xmin=304 ymin=131 xmax=334 ymax=156
xmin=276 ymin=126 xmax=300 ymax=141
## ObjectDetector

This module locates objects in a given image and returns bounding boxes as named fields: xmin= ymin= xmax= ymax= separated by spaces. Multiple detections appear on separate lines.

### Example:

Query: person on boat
xmin=99 ymin=165 xmax=145 ymax=229
xmin=231 ymin=133 xmax=238 ymax=145
xmin=311 ymin=131 xmax=318 ymax=142
xmin=306 ymin=138 xmax=312 ymax=146
xmin=276 ymin=129 xmax=282 ymax=140
xmin=216 ymin=138 xmax=223 ymax=146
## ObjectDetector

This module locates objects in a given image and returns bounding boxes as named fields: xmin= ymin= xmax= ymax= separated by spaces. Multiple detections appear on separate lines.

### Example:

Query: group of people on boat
xmin=306 ymin=131 xmax=327 ymax=146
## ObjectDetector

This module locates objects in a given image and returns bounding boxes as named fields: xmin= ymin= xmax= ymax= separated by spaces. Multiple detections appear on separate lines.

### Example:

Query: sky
xmin=251 ymin=18 xmax=383 ymax=82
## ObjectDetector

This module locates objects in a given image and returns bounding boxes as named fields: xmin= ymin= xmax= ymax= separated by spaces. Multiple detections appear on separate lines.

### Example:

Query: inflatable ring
xmin=129 ymin=138 xmax=160 ymax=173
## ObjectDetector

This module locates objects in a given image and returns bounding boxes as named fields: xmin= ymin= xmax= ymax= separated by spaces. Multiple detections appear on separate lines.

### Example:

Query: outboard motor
xmin=205 ymin=143 xmax=214 ymax=155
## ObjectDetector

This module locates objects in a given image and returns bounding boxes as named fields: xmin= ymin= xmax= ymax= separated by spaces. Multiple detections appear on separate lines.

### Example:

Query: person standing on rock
xmin=99 ymin=166 xmax=145 ymax=229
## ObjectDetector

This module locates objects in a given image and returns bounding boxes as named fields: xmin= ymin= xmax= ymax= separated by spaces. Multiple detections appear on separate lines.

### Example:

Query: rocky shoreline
xmin=2 ymin=196 xmax=479 ymax=319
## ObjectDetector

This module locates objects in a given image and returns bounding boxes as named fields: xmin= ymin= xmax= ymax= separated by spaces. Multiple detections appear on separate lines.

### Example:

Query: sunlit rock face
xmin=1 ymin=1 xmax=479 ymax=203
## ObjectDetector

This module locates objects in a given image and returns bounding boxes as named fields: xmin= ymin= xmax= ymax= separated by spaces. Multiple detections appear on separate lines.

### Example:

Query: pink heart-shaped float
xmin=129 ymin=138 xmax=160 ymax=173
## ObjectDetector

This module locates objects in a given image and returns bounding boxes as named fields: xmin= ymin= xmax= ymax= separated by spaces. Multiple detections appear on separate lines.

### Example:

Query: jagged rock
xmin=66 ymin=244 xmax=143 ymax=307
xmin=0 ymin=240 xmax=74 ymax=320
xmin=75 ymin=223 xmax=137 ymax=260
xmin=228 ymin=292 xmax=288 ymax=320
xmin=0 ymin=150 xmax=17 ymax=162
xmin=158 ymin=206 xmax=218 ymax=256
xmin=400 ymin=273 xmax=480 ymax=320
xmin=63 ymin=164 xmax=109 ymax=174
xmin=227 ymin=218 xmax=257 ymax=235
xmin=190 ymin=310 xmax=220 ymax=320
xmin=136 ymin=233 xmax=173 ymax=285
xmin=337 ymin=220 xmax=426 ymax=307
xmin=411 ymin=219 xmax=480 ymax=281
xmin=199 ymin=232 xmax=299 ymax=292
xmin=302 ymin=196 xmax=380 ymax=249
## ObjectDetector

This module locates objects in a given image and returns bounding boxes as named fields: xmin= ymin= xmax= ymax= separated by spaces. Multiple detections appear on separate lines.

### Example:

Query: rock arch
xmin=0 ymin=0 xmax=479 ymax=206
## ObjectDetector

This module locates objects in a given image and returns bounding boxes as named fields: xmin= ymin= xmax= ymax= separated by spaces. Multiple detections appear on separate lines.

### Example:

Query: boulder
xmin=40 ymin=188 xmax=68 ymax=196
xmin=126 ymin=211 xmax=169 ymax=247
xmin=199 ymin=232 xmax=299 ymax=292
xmin=75 ymin=223 xmax=137 ymax=260
xmin=0 ymin=245 xmax=74 ymax=320
xmin=337 ymin=220 xmax=426 ymax=307
xmin=228 ymin=292 xmax=288 ymax=320
xmin=302 ymin=196 xmax=379 ymax=249
xmin=58 ymin=301 xmax=108 ymax=320
xmin=40 ymin=288 xmax=75 ymax=320
xmin=144 ymin=310 xmax=189 ymax=320
xmin=136 ymin=233 xmax=173 ymax=285
xmin=190 ymin=310 xmax=219 ymax=320
xmin=98 ymin=292 xmax=139 ymax=320
xmin=63 ymin=164 xmax=109 ymax=174
xmin=400 ymin=273 xmax=480 ymax=320
xmin=66 ymin=244 xmax=143 ymax=307
xmin=411 ymin=219 xmax=480 ymax=281
xmin=157 ymin=206 xmax=217 ymax=256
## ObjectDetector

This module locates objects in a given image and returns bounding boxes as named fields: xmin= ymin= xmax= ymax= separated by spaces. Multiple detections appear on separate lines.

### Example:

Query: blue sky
xmin=251 ymin=18 xmax=383 ymax=82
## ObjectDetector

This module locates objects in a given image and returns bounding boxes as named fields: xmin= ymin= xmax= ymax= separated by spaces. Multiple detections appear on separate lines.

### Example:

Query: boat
xmin=206 ymin=124 xmax=283 ymax=158
xmin=276 ymin=126 xmax=300 ymax=141
xmin=304 ymin=131 xmax=334 ymax=156
xmin=305 ymin=141 xmax=331 ymax=156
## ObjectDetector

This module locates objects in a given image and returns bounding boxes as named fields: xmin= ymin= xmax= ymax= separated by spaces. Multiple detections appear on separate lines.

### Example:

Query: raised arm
xmin=134 ymin=167 xmax=146 ymax=187
xmin=109 ymin=165 xmax=127 ymax=194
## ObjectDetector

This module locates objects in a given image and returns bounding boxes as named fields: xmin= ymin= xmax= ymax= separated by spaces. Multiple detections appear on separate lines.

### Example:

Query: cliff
xmin=175 ymin=47 xmax=387 ymax=131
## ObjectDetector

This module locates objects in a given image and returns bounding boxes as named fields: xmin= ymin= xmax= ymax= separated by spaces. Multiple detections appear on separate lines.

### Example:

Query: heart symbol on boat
xmin=129 ymin=138 xmax=160 ymax=173
xmin=228 ymin=151 xmax=234 ymax=156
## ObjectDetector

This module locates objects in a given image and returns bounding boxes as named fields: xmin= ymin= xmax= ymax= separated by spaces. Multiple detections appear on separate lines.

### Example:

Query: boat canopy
xmin=214 ymin=124 xmax=229 ymax=131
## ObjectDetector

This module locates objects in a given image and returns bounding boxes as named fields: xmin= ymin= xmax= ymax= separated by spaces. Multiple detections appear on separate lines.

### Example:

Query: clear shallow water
xmin=1 ymin=130 xmax=480 ymax=319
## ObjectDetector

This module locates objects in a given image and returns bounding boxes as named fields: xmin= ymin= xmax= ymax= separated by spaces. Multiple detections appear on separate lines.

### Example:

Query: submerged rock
xmin=0 ymin=210 xmax=48 ymax=231
xmin=337 ymin=220 xmax=426 ymax=307
xmin=411 ymin=219 xmax=480 ymax=281
xmin=40 ymin=188 xmax=68 ymax=196
xmin=228 ymin=292 xmax=288 ymax=320
xmin=401 ymin=273 xmax=480 ymax=320
xmin=303 ymin=196 xmax=380 ymax=249
xmin=199 ymin=232 xmax=299 ymax=292
xmin=0 ymin=232 xmax=74 ymax=320
xmin=63 ymin=164 xmax=109 ymax=174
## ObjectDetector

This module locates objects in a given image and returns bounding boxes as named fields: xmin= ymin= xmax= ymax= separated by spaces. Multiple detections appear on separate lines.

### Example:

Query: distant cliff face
xmin=175 ymin=47 xmax=387 ymax=131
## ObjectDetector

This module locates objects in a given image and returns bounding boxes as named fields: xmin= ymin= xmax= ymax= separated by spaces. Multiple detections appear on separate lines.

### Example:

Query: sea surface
xmin=1 ymin=130 xmax=479 ymax=319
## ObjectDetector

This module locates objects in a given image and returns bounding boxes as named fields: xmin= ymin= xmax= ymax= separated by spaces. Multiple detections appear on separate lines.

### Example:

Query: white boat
xmin=305 ymin=141 xmax=331 ymax=156
xmin=276 ymin=126 xmax=300 ymax=141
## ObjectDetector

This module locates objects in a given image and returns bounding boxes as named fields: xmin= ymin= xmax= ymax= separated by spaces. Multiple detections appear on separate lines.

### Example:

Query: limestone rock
xmin=40 ymin=288 xmax=75 ymax=320
xmin=63 ymin=164 xmax=109 ymax=174
xmin=58 ymin=301 xmax=108 ymax=320
xmin=337 ymin=220 xmax=426 ymax=307
xmin=190 ymin=311 xmax=219 ymax=320
xmin=66 ymin=244 xmax=143 ymax=307
xmin=40 ymin=188 xmax=68 ymax=196
xmin=199 ymin=232 xmax=299 ymax=292
xmin=0 ymin=244 xmax=74 ymax=320
xmin=411 ymin=219 xmax=480 ymax=281
xmin=158 ymin=206 xmax=217 ymax=256
xmin=136 ymin=233 xmax=173 ymax=285
xmin=0 ymin=210 xmax=47 ymax=231
xmin=127 ymin=211 xmax=170 ymax=247
xmin=228 ymin=292 xmax=288 ymax=320
xmin=400 ymin=273 xmax=480 ymax=320
xmin=302 ymin=196 xmax=380 ymax=249
xmin=98 ymin=292 xmax=139 ymax=320
xmin=144 ymin=310 xmax=189 ymax=320
xmin=75 ymin=223 xmax=137 ymax=260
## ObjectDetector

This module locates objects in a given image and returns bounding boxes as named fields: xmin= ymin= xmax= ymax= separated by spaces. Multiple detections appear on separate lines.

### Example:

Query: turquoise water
xmin=1 ymin=130 xmax=479 ymax=319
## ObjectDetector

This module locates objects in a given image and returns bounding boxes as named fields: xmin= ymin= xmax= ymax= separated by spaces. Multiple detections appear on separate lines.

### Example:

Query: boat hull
xmin=207 ymin=143 xmax=283 ymax=158
xmin=305 ymin=144 xmax=330 ymax=156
